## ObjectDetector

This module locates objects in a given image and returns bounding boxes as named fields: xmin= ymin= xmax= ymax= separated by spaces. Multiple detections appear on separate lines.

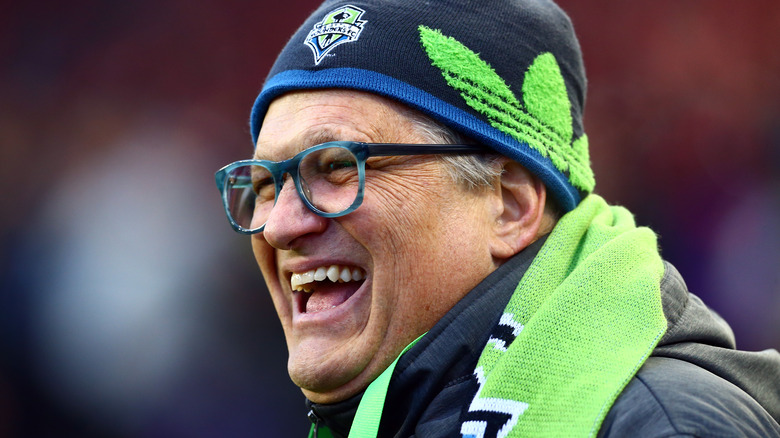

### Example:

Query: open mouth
xmin=291 ymin=265 xmax=366 ymax=314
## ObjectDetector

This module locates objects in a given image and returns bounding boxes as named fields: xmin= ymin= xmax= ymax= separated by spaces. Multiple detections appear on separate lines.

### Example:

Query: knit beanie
xmin=250 ymin=0 xmax=594 ymax=212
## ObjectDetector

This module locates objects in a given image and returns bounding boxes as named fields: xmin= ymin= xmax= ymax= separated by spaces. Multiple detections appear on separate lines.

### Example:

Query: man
xmin=216 ymin=0 xmax=780 ymax=436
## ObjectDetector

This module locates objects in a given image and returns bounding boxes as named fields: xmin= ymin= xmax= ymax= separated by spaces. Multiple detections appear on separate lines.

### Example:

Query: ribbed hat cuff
xmin=250 ymin=68 xmax=581 ymax=211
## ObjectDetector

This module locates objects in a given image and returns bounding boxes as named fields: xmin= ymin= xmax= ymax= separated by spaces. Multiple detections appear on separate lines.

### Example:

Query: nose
xmin=261 ymin=174 xmax=328 ymax=249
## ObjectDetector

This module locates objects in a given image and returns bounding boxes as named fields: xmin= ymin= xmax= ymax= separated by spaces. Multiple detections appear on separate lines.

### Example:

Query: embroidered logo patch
xmin=305 ymin=5 xmax=367 ymax=65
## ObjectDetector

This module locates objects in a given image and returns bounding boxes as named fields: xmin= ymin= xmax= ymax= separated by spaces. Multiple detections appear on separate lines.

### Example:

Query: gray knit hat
xmin=250 ymin=0 xmax=594 ymax=211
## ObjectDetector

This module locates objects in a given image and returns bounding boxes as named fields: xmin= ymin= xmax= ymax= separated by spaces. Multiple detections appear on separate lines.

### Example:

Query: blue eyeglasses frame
xmin=215 ymin=141 xmax=485 ymax=234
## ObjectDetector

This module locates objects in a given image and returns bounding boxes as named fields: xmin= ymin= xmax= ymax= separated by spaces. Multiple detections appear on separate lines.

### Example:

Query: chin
xmin=290 ymin=360 xmax=366 ymax=404
xmin=286 ymin=337 xmax=369 ymax=395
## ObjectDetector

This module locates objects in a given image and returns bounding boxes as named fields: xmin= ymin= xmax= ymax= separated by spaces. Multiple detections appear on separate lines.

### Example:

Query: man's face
xmin=253 ymin=90 xmax=499 ymax=403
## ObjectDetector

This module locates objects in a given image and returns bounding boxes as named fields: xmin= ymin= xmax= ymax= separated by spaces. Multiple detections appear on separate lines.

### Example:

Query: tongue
xmin=305 ymin=283 xmax=359 ymax=313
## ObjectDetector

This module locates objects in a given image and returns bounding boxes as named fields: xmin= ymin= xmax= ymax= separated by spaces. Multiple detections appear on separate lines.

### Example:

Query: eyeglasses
xmin=215 ymin=141 xmax=484 ymax=234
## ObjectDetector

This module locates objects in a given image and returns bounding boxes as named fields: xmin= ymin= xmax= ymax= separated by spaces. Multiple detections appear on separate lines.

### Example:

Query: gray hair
xmin=406 ymin=111 xmax=502 ymax=191
xmin=407 ymin=110 xmax=562 ymax=219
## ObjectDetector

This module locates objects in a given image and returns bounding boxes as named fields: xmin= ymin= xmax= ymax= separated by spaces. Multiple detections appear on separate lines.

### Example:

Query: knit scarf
xmin=311 ymin=194 xmax=668 ymax=437
xmin=461 ymin=194 xmax=667 ymax=437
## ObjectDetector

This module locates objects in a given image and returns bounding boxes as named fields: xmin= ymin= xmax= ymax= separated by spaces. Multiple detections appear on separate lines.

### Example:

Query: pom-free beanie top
xmin=250 ymin=0 xmax=593 ymax=212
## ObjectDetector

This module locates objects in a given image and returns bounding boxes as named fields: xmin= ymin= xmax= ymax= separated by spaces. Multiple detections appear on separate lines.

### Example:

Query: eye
xmin=323 ymin=159 xmax=356 ymax=172
xmin=252 ymin=177 xmax=274 ymax=198
xmin=250 ymin=165 xmax=275 ymax=201
xmin=310 ymin=148 xmax=358 ymax=174
xmin=299 ymin=147 xmax=359 ymax=187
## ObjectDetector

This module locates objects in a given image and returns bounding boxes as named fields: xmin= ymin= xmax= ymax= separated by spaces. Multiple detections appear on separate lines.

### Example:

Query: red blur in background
xmin=1 ymin=1 xmax=778 ymax=437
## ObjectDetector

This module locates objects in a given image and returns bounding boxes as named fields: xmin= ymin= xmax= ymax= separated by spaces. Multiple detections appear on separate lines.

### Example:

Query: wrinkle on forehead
xmin=254 ymin=90 xmax=424 ymax=160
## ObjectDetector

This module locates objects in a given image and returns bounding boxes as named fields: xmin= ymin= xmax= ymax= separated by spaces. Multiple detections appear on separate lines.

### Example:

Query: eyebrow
xmin=301 ymin=130 xmax=343 ymax=148
xmin=254 ymin=128 xmax=349 ymax=160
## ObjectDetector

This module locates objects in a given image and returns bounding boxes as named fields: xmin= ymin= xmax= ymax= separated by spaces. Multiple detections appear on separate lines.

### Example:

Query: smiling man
xmin=216 ymin=1 xmax=780 ymax=436
xmin=254 ymin=89 xmax=513 ymax=404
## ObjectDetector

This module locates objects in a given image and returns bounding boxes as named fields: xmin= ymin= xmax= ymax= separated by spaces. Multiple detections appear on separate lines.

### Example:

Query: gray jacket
xmin=307 ymin=239 xmax=780 ymax=437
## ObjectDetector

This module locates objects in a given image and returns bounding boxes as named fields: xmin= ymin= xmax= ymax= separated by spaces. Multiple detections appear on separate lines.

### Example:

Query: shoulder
xmin=598 ymin=356 xmax=780 ymax=437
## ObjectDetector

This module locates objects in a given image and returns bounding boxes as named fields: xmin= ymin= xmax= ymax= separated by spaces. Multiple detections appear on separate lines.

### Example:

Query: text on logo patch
xmin=305 ymin=5 xmax=367 ymax=65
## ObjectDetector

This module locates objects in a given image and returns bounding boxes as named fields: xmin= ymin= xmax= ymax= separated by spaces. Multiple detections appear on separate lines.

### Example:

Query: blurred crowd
xmin=1 ymin=1 xmax=778 ymax=436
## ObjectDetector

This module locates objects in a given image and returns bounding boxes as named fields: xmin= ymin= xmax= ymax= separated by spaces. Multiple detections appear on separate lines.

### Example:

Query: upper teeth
xmin=291 ymin=265 xmax=365 ymax=292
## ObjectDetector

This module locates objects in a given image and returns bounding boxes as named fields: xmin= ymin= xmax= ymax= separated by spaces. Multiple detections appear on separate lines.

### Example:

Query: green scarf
xmin=462 ymin=194 xmax=667 ymax=437
xmin=313 ymin=194 xmax=667 ymax=437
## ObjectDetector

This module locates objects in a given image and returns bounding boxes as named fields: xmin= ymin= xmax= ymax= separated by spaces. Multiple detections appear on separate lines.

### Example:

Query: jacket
xmin=308 ymin=229 xmax=780 ymax=437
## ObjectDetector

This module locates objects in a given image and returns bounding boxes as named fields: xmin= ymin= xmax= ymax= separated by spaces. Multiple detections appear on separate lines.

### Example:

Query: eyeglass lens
xmin=223 ymin=146 xmax=361 ymax=231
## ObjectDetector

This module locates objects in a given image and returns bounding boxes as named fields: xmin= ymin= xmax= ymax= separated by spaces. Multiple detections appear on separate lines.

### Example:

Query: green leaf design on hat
xmin=419 ymin=26 xmax=595 ymax=192
xmin=522 ymin=52 xmax=573 ymax=150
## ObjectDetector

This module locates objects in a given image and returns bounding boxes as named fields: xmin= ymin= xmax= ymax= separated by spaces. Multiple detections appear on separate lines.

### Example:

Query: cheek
xmin=354 ymin=177 xmax=494 ymax=302
xmin=361 ymin=169 xmax=450 ymax=235
xmin=355 ymin=195 xmax=438 ymax=263
xmin=351 ymin=183 xmax=465 ymax=291
xmin=251 ymin=237 xmax=292 ymax=320
xmin=251 ymin=236 xmax=275 ymax=277
xmin=356 ymin=208 xmax=485 ymax=344
xmin=339 ymin=196 xmax=436 ymax=321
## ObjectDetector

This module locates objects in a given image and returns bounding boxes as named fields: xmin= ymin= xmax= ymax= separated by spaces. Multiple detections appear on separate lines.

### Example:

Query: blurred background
xmin=1 ymin=1 xmax=778 ymax=436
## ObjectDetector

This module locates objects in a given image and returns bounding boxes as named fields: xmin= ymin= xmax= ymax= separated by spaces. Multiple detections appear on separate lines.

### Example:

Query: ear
xmin=488 ymin=159 xmax=548 ymax=261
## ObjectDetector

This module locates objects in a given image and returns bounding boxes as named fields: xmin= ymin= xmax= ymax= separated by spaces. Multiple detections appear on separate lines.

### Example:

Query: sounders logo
xmin=305 ymin=5 xmax=367 ymax=65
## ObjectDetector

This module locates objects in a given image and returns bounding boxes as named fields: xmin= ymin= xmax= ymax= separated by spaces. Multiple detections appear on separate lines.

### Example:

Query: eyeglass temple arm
xmin=364 ymin=143 xmax=485 ymax=156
